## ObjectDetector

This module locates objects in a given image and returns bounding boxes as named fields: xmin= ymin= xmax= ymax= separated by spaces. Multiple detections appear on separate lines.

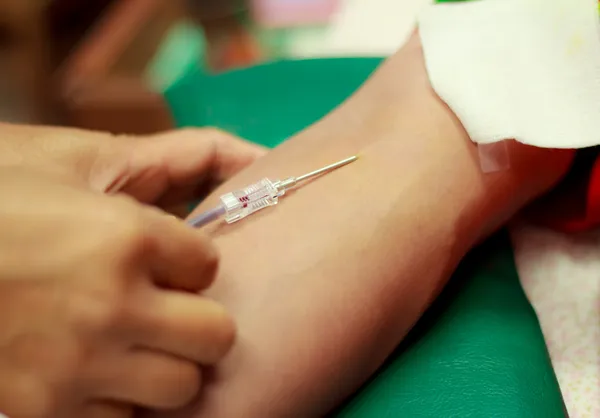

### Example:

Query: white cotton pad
xmin=418 ymin=0 xmax=600 ymax=149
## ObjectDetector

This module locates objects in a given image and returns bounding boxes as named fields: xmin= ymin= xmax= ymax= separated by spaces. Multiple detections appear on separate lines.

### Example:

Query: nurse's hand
xmin=0 ymin=168 xmax=235 ymax=418
xmin=0 ymin=124 xmax=265 ymax=214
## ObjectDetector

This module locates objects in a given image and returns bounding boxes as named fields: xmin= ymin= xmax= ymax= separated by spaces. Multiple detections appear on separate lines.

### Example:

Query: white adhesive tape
xmin=478 ymin=141 xmax=511 ymax=173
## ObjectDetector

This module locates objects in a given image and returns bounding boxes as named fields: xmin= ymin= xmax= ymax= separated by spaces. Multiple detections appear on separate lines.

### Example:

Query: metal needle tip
xmin=295 ymin=155 xmax=358 ymax=183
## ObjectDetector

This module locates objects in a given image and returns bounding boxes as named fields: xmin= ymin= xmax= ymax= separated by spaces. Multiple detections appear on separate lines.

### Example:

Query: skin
xmin=0 ymin=126 xmax=264 ymax=417
xmin=0 ymin=124 xmax=265 ymax=211
xmin=149 ymin=33 xmax=575 ymax=418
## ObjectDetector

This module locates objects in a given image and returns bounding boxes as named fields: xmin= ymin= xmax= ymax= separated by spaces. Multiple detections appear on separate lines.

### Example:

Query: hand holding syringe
xmin=187 ymin=156 xmax=358 ymax=228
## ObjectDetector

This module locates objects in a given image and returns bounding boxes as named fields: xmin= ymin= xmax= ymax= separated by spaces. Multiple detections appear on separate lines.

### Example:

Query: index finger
xmin=156 ymin=128 xmax=266 ymax=184
xmin=137 ymin=129 xmax=267 ymax=207
xmin=142 ymin=207 xmax=220 ymax=292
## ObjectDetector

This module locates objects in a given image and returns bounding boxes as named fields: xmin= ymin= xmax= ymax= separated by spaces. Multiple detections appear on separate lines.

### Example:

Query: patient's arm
xmin=157 ymin=34 xmax=573 ymax=418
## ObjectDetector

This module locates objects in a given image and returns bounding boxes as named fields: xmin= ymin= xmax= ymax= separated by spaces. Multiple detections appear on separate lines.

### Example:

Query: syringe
xmin=187 ymin=156 xmax=358 ymax=228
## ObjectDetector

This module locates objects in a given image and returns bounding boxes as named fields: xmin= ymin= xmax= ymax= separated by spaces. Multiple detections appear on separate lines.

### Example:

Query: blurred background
xmin=0 ymin=0 xmax=423 ymax=133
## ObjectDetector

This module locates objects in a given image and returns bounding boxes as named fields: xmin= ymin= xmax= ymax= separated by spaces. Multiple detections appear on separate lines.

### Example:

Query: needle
xmin=187 ymin=155 xmax=358 ymax=228
xmin=296 ymin=155 xmax=358 ymax=182
xmin=276 ymin=155 xmax=358 ymax=191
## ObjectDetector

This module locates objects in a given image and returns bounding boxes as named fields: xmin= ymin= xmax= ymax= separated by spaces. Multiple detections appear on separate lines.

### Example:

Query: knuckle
xmin=70 ymin=288 xmax=123 ymax=333
xmin=108 ymin=209 xmax=148 ymax=257
xmin=65 ymin=279 xmax=126 ymax=334
xmin=155 ymin=363 xmax=201 ymax=408
xmin=89 ymin=298 xmax=123 ymax=333
xmin=116 ymin=222 xmax=147 ymax=256
xmin=95 ymin=198 xmax=148 ymax=257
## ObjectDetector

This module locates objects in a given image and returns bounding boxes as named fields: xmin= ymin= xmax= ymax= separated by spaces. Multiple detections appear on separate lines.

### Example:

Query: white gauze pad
xmin=418 ymin=0 xmax=600 ymax=149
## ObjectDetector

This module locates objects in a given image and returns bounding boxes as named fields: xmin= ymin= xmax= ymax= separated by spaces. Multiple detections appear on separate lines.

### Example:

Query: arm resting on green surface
xmin=155 ymin=33 xmax=573 ymax=418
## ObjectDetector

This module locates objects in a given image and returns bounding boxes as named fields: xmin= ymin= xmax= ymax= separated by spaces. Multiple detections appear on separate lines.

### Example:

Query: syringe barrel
xmin=220 ymin=178 xmax=284 ymax=223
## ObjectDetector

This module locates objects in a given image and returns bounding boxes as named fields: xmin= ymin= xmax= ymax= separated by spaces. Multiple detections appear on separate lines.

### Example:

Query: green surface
xmin=164 ymin=58 xmax=565 ymax=417
xmin=333 ymin=234 xmax=565 ymax=418
xmin=166 ymin=58 xmax=380 ymax=147
xmin=146 ymin=22 xmax=207 ymax=93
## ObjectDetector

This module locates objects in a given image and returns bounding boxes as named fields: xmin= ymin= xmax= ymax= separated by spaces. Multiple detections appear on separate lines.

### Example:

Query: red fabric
xmin=532 ymin=152 xmax=600 ymax=233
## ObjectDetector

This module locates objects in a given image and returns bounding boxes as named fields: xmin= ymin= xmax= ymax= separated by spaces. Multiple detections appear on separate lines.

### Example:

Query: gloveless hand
xmin=0 ymin=124 xmax=266 ymax=211
xmin=0 ymin=168 xmax=235 ymax=418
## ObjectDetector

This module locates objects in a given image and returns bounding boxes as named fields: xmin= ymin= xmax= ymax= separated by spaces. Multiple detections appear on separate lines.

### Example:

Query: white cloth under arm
xmin=418 ymin=0 xmax=600 ymax=149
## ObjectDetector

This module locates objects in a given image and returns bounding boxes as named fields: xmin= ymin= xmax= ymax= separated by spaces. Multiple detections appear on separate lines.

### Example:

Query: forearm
xmin=162 ymin=34 xmax=572 ymax=418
